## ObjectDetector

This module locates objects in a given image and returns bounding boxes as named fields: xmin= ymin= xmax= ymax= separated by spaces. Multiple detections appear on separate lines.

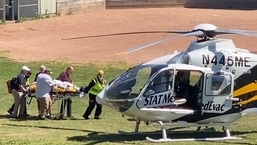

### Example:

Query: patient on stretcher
xmin=30 ymin=79 xmax=80 ymax=93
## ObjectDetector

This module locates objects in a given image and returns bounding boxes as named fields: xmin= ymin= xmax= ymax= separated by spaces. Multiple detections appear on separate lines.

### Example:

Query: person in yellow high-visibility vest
xmin=83 ymin=70 xmax=106 ymax=120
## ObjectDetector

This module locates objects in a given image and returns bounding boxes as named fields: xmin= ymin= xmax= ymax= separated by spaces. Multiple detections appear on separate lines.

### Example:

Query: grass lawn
xmin=1 ymin=56 xmax=257 ymax=145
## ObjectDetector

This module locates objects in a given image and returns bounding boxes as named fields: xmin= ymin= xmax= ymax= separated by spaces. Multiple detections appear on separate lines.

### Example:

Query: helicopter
xmin=95 ymin=23 xmax=257 ymax=142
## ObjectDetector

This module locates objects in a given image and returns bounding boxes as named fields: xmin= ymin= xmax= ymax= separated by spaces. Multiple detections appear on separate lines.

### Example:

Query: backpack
xmin=6 ymin=77 xmax=17 ymax=93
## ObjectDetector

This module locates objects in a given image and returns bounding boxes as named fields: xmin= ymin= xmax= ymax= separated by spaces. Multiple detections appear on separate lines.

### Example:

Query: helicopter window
xmin=205 ymin=74 xmax=232 ymax=96
xmin=144 ymin=69 xmax=174 ymax=95
xmin=131 ymin=67 xmax=152 ymax=95
xmin=104 ymin=64 xmax=166 ymax=100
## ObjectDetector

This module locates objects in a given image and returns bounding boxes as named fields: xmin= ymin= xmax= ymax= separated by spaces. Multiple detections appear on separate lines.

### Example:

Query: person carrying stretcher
xmin=83 ymin=70 xmax=106 ymax=120
xmin=57 ymin=66 xmax=74 ymax=119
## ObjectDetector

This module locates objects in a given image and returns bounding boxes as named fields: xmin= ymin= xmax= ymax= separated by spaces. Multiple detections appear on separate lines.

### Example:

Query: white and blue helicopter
xmin=95 ymin=24 xmax=257 ymax=142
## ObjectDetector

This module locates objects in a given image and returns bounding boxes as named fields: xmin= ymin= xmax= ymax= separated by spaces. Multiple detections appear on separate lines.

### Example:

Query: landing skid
xmin=118 ymin=120 xmax=242 ymax=142
xmin=118 ymin=130 xmax=161 ymax=135
xmin=146 ymin=121 xmax=242 ymax=142
xmin=146 ymin=136 xmax=240 ymax=142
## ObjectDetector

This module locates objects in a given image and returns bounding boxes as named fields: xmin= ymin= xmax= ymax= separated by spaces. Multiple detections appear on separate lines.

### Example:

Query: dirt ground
xmin=0 ymin=7 xmax=257 ymax=65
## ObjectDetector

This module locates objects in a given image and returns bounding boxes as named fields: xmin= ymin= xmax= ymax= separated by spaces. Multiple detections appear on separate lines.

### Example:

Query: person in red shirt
xmin=56 ymin=66 xmax=74 ymax=119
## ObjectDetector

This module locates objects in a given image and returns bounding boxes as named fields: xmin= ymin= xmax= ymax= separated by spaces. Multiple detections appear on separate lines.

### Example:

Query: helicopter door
xmin=201 ymin=72 xmax=234 ymax=113
xmin=139 ymin=69 xmax=175 ymax=108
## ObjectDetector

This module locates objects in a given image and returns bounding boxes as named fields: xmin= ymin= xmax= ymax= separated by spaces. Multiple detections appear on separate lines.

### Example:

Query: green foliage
xmin=1 ymin=56 xmax=257 ymax=144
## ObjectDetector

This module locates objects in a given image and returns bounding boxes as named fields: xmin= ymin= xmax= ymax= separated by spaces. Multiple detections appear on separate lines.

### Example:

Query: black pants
xmin=60 ymin=98 xmax=72 ymax=117
xmin=83 ymin=93 xmax=102 ymax=118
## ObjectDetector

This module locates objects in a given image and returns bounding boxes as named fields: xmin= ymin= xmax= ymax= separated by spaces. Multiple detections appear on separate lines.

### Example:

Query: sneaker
xmin=83 ymin=115 xmax=90 ymax=120
xmin=7 ymin=110 xmax=13 ymax=115
xmin=45 ymin=115 xmax=51 ymax=119
xmin=67 ymin=115 xmax=75 ymax=119
xmin=94 ymin=116 xmax=101 ymax=120
xmin=58 ymin=115 xmax=67 ymax=120
xmin=39 ymin=117 xmax=46 ymax=120
xmin=18 ymin=114 xmax=28 ymax=119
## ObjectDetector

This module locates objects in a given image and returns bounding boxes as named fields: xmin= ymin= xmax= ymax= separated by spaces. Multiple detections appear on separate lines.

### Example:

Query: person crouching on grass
xmin=35 ymin=68 xmax=55 ymax=120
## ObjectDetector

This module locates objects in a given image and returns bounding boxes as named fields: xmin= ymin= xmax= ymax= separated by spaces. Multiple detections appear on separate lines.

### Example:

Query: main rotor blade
xmin=127 ymin=31 xmax=203 ymax=54
xmin=215 ymin=29 xmax=257 ymax=37
xmin=62 ymin=30 xmax=188 ymax=40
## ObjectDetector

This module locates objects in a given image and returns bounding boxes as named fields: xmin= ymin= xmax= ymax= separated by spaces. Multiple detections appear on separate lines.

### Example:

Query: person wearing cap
xmin=56 ymin=66 xmax=74 ymax=119
xmin=36 ymin=68 xmax=56 ymax=119
xmin=83 ymin=70 xmax=106 ymax=120
xmin=11 ymin=66 xmax=30 ymax=118
xmin=7 ymin=70 xmax=32 ymax=116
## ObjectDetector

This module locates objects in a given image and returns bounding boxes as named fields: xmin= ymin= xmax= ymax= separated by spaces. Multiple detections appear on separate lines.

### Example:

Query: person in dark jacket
xmin=57 ymin=66 xmax=74 ymax=119
xmin=83 ymin=70 xmax=106 ymax=120
xmin=10 ymin=66 xmax=30 ymax=118
xmin=8 ymin=70 xmax=31 ymax=117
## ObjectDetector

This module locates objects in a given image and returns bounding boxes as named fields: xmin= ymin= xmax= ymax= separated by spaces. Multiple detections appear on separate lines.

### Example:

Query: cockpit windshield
xmin=105 ymin=64 xmax=167 ymax=100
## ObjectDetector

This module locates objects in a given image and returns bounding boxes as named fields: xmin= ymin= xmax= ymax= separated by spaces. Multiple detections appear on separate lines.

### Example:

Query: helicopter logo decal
xmin=202 ymin=101 xmax=225 ymax=112
xmin=137 ymin=91 xmax=175 ymax=108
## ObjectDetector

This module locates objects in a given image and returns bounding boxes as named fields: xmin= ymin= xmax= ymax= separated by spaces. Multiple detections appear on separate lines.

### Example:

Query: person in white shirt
xmin=35 ymin=68 xmax=56 ymax=119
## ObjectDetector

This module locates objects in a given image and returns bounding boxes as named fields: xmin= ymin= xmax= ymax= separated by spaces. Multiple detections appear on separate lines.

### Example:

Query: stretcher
xmin=29 ymin=81 xmax=80 ymax=93
xmin=27 ymin=82 xmax=84 ymax=119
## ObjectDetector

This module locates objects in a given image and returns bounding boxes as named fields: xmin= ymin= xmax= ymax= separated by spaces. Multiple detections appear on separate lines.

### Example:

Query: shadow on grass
xmin=67 ymin=131 xmax=147 ymax=145
xmin=67 ymin=130 xmax=257 ymax=145
xmin=1 ymin=123 xmax=98 ymax=133
xmin=0 ymin=114 xmax=11 ymax=119
xmin=2 ymin=121 xmax=257 ymax=145
xmin=0 ymin=114 xmax=83 ymax=121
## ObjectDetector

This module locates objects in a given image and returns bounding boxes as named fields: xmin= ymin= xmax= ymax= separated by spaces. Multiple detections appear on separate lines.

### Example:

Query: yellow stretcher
xmin=29 ymin=84 xmax=79 ymax=94
xmin=27 ymin=84 xmax=83 ymax=119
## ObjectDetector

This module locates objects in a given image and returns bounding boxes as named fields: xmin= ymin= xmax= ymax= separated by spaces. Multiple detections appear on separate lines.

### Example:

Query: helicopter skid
xmin=118 ymin=130 xmax=161 ymax=135
xmin=152 ymin=122 xmax=234 ymax=129
xmin=145 ymin=121 xmax=242 ymax=142
xmin=145 ymin=136 xmax=241 ymax=142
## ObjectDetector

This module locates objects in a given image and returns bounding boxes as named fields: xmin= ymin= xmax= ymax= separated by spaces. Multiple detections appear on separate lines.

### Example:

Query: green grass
xmin=1 ymin=56 xmax=257 ymax=145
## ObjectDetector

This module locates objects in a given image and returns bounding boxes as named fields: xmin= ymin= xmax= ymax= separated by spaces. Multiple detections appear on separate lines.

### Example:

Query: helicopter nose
xmin=96 ymin=90 xmax=109 ymax=106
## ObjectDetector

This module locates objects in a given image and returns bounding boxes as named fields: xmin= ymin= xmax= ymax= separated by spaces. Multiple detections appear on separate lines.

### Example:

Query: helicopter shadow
xmin=1 ymin=123 xmax=97 ymax=133
xmin=67 ymin=132 xmax=147 ymax=145
xmin=67 ymin=129 xmax=257 ymax=145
